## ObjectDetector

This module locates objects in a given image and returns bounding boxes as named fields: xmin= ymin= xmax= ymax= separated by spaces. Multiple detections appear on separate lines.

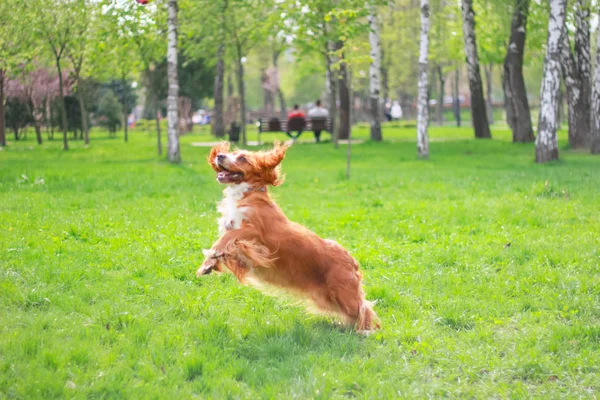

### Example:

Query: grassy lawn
xmin=1 ymin=126 xmax=599 ymax=398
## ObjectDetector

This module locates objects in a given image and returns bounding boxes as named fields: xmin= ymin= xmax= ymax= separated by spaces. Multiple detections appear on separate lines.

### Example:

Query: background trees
xmin=1 ymin=0 xmax=599 ymax=164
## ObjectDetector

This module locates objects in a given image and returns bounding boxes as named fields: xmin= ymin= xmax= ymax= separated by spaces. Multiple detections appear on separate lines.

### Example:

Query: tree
xmin=503 ymin=0 xmax=534 ymax=142
xmin=66 ymin=0 xmax=94 ymax=145
xmin=222 ymin=0 xmax=272 ymax=145
xmin=417 ymin=0 xmax=430 ymax=158
xmin=31 ymin=0 xmax=85 ymax=150
xmin=142 ymin=61 xmax=168 ymax=154
xmin=368 ymin=3 xmax=382 ymax=142
xmin=591 ymin=16 xmax=600 ymax=155
xmin=213 ymin=43 xmax=226 ymax=137
xmin=536 ymin=0 xmax=566 ymax=163
xmin=475 ymin=0 xmax=511 ymax=127
xmin=167 ymin=0 xmax=181 ymax=163
xmin=461 ymin=0 xmax=491 ymax=138
xmin=560 ymin=0 xmax=591 ymax=149
xmin=97 ymin=89 xmax=122 ymax=135
xmin=0 ymin=0 xmax=21 ymax=147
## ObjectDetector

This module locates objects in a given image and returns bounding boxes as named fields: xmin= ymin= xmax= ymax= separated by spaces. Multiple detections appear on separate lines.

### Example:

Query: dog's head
xmin=208 ymin=142 xmax=289 ymax=187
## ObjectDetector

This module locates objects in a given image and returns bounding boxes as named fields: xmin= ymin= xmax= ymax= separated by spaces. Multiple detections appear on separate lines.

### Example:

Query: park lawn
xmin=1 ymin=127 xmax=599 ymax=399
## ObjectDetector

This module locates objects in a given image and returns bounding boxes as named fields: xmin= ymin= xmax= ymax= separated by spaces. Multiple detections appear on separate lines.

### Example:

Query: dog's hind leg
xmin=327 ymin=274 xmax=380 ymax=332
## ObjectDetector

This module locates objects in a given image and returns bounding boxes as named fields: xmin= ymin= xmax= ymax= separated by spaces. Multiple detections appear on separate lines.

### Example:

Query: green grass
xmin=1 ymin=126 xmax=599 ymax=398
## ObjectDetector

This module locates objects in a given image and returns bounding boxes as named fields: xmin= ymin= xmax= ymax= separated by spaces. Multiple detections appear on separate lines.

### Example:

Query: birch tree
xmin=536 ymin=0 xmax=566 ymax=163
xmin=591 ymin=18 xmax=600 ymax=155
xmin=368 ymin=4 xmax=382 ymax=142
xmin=167 ymin=0 xmax=181 ymax=163
xmin=503 ymin=0 xmax=534 ymax=142
xmin=461 ymin=0 xmax=491 ymax=138
xmin=417 ymin=0 xmax=430 ymax=158
xmin=560 ymin=0 xmax=591 ymax=149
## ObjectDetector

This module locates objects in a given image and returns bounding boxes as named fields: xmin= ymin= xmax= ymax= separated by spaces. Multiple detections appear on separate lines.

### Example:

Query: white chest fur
xmin=217 ymin=183 xmax=250 ymax=234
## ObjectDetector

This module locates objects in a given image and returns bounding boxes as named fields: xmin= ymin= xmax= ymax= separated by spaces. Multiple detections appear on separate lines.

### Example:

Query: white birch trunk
xmin=536 ymin=0 xmax=566 ymax=163
xmin=461 ymin=0 xmax=491 ymax=138
xmin=167 ymin=0 xmax=181 ymax=164
xmin=325 ymin=57 xmax=338 ymax=148
xmin=591 ymin=18 xmax=600 ymax=154
xmin=368 ymin=5 xmax=382 ymax=142
xmin=417 ymin=0 xmax=430 ymax=158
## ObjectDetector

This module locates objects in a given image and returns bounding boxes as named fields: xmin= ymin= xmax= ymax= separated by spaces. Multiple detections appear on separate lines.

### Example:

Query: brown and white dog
xmin=196 ymin=142 xmax=380 ymax=332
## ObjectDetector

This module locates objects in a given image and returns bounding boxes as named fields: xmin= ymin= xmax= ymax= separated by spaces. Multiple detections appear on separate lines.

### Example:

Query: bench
xmin=257 ymin=116 xmax=331 ymax=144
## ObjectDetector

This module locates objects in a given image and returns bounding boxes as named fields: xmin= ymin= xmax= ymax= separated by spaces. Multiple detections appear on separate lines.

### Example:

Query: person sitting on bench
xmin=308 ymin=99 xmax=329 ymax=143
xmin=286 ymin=104 xmax=306 ymax=140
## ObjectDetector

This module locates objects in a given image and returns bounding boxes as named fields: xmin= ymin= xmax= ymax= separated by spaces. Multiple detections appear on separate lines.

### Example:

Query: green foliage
xmin=96 ymin=90 xmax=122 ymax=133
xmin=1 ymin=127 xmax=599 ymax=397
xmin=4 ymin=98 xmax=33 ymax=136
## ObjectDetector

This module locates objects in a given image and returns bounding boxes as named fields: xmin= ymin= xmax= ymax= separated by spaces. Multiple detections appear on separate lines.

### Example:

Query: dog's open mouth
xmin=217 ymin=164 xmax=244 ymax=184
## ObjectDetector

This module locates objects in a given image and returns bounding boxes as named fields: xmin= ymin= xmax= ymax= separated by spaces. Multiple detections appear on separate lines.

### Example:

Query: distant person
xmin=286 ymin=104 xmax=306 ymax=140
xmin=384 ymin=100 xmax=392 ymax=122
xmin=308 ymin=99 xmax=329 ymax=142
xmin=391 ymin=100 xmax=403 ymax=121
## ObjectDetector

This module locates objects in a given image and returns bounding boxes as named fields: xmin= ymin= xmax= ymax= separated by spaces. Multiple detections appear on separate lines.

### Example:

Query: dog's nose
xmin=217 ymin=154 xmax=226 ymax=161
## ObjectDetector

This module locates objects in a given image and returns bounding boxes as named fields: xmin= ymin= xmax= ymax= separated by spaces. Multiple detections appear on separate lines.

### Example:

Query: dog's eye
xmin=238 ymin=156 xmax=247 ymax=163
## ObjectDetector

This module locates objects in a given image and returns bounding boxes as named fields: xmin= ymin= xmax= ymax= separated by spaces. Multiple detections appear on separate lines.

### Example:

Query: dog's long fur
xmin=196 ymin=142 xmax=380 ymax=332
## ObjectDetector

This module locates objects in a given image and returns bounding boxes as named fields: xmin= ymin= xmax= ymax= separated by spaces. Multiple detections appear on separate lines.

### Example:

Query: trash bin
xmin=229 ymin=122 xmax=240 ymax=142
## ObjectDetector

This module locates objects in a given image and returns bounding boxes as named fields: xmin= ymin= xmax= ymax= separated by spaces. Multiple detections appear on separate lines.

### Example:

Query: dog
xmin=196 ymin=142 xmax=380 ymax=332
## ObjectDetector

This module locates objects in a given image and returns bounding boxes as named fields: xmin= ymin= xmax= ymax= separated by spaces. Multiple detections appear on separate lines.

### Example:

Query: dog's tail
xmin=356 ymin=300 xmax=381 ymax=332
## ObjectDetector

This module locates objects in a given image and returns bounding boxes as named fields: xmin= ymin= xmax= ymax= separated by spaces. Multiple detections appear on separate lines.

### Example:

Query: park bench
xmin=257 ymin=116 xmax=331 ymax=144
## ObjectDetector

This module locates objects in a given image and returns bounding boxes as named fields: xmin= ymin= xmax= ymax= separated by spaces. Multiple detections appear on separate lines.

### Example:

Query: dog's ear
xmin=208 ymin=142 xmax=230 ymax=171
xmin=262 ymin=141 xmax=289 ymax=169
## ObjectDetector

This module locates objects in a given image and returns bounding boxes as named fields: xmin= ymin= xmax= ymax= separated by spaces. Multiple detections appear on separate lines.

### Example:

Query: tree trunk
xmin=484 ymin=63 xmax=494 ymax=125
xmin=417 ymin=0 xmax=430 ymax=158
xmin=326 ymin=51 xmax=338 ymax=147
xmin=574 ymin=0 xmax=591 ymax=139
xmin=503 ymin=70 xmax=515 ymax=130
xmin=236 ymin=47 xmax=247 ymax=146
xmin=77 ymin=92 xmax=88 ymax=145
xmin=503 ymin=0 xmax=534 ymax=142
xmin=453 ymin=67 xmax=461 ymax=127
xmin=277 ymin=89 xmax=286 ymax=118
xmin=368 ymin=6 xmax=382 ymax=142
xmin=34 ymin=125 xmax=43 ymax=145
xmin=56 ymin=59 xmax=69 ymax=150
xmin=212 ymin=44 xmax=225 ymax=138
xmin=272 ymin=50 xmax=287 ymax=118
xmin=436 ymin=65 xmax=445 ymax=126
xmin=338 ymin=56 xmax=350 ymax=141
xmin=536 ymin=0 xmax=566 ymax=163
xmin=155 ymin=96 xmax=162 ymax=156
xmin=557 ymin=86 xmax=564 ymax=128
xmin=461 ymin=0 xmax=491 ymax=138
xmin=167 ymin=0 xmax=181 ymax=163
xmin=381 ymin=58 xmax=389 ymax=105
xmin=591 ymin=14 xmax=600 ymax=154
xmin=0 ymin=69 xmax=5 ymax=147
xmin=122 ymin=77 xmax=129 ymax=143
xmin=560 ymin=31 xmax=589 ymax=149
xmin=226 ymin=71 xmax=233 ymax=127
